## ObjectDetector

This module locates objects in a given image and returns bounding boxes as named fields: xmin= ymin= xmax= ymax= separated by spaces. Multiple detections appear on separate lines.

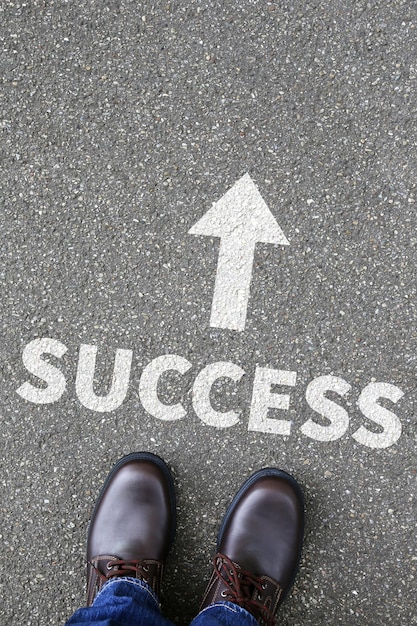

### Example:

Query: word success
xmin=16 ymin=338 xmax=405 ymax=449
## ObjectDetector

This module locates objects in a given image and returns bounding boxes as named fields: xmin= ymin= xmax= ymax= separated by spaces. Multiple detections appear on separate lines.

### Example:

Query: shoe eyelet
xmin=106 ymin=562 xmax=114 ymax=570
xmin=221 ymin=590 xmax=228 ymax=598
xmin=142 ymin=565 xmax=149 ymax=572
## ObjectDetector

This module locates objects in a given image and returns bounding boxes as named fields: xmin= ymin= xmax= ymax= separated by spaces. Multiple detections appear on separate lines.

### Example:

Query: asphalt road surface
xmin=1 ymin=1 xmax=416 ymax=625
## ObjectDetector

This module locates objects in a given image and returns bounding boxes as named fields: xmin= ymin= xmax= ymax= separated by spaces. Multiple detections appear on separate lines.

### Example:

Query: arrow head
xmin=189 ymin=173 xmax=289 ymax=245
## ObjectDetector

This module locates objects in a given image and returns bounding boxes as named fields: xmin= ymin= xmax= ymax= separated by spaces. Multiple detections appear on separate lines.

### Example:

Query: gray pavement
xmin=1 ymin=1 xmax=416 ymax=624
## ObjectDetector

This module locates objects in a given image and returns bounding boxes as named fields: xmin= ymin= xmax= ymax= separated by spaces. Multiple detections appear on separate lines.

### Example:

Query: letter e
xmin=248 ymin=367 xmax=296 ymax=436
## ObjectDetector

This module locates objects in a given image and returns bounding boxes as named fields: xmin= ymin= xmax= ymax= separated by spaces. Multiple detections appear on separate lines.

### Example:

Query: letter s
xmin=353 ymin=382 xmax=404 ymax=449
xmin=301 ymin=375 xmax=351 ymax=442
xmin=16 ymin=338 xmax=68 ymax=404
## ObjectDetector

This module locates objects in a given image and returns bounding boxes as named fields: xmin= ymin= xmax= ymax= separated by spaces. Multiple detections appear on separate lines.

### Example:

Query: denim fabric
xmin=65 ymin=578 xmax=175 ymax=626
xmin=190 ymin=602 xmax=258 ymax=626
xmin=65 ymin=578 xmax=258 ymax=626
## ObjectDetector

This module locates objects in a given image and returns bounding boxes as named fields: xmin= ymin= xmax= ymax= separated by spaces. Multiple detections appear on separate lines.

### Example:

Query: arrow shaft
xmin=210 ymin=238 xmax=256 ymax=332
xmin=189 ymin=174 xmax=290 ymax=331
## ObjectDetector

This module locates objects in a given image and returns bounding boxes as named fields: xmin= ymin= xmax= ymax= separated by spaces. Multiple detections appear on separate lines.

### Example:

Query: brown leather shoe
xmin=86 ymin=452 xmax=176 ymax=606
xmin=200 ymin=469 xmax=304 ymax=626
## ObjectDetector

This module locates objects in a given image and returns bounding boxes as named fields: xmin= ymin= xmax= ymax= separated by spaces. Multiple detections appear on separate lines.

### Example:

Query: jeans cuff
xmin=98 ymin=576 xmax=161 ymax=610
xmin=196 ymin=601 xmax=259 ymax=626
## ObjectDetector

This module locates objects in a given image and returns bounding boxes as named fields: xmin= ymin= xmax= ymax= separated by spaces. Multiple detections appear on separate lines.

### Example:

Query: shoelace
xmin=213 ymin=553 xmax=276 ymax=626
xmin=106 ymin=559 xmax=149 ymax=578
xmin=88 ymin=556 xmax=164 ymax=606
xmin=91 ymin=558 xmax=151 ymax=582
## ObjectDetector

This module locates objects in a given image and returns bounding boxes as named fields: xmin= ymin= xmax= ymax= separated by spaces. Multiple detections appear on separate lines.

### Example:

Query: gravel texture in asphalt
xmin=1 ymin=1 xmax=416 ymax=624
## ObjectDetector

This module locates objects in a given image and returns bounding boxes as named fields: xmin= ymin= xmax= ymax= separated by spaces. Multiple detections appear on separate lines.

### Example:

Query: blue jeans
xmin=65 ymin=577 xmax=258 ymax=626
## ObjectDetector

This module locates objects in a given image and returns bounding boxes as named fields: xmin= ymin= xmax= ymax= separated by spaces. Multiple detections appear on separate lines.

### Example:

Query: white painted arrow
xmin=189 ymin=173 xmax=289 ymax=332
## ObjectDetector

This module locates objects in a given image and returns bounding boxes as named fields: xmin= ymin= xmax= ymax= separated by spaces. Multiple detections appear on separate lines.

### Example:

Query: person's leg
xmin=190 ymin=602 xmax=258 ymax=626
xmin=191 ymin=468 xmax=304 ymax=626
xmin=64 ymin=452 xmax=176 ymax=626
xmin=65 ymin=578 xmax=175 ymax=626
